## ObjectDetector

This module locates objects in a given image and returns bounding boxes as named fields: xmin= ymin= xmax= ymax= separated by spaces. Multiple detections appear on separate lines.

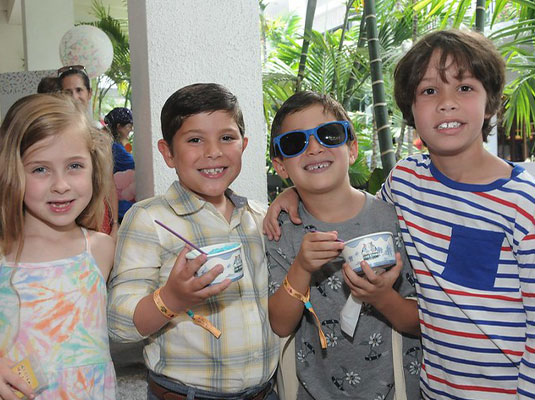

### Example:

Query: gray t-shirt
xmin=267 ymin=192 xmax=422 ymax=399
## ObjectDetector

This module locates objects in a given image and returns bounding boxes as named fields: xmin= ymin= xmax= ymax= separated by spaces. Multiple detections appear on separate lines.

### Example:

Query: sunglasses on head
xmin=273 ymin=120 xmax=353 ymax=158
xmin=57 ymin=65 xmax=88 ymax=78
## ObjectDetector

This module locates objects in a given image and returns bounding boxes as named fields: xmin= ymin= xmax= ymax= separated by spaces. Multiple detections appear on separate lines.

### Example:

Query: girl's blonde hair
xmin=0 ymin=93 xmax=113 ymax=256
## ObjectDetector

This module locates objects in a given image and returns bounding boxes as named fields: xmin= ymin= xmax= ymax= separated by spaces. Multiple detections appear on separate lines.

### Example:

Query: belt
xmin=148 ymin=377 xmax=272 ymax=400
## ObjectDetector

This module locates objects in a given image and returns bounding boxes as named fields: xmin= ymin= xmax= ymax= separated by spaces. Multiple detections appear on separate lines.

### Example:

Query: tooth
xmin=439 ymin=121 xmax=460 ymax=129
xmin=307 ymin=162 xmax=330 ymax=171
xmin=203 ymin=168 xmax=223 ymax=174
xmin=51 ymin=201 xmax=70 ymax=209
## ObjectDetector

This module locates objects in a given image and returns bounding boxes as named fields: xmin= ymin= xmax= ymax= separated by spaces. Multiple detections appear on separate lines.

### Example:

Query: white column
xmin=21 ymin=0 xmax=74 ymax=71
xmin=127 ymin=0 xmax=267 ymax=204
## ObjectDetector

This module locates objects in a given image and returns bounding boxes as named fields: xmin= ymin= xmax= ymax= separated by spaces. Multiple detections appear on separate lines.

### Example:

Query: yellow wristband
xmin=186 ymin=310 xmax=222 ymax=339
xmin=153 ymin=287 xmax=178 ymax=319
xmin=283 ymin=276 xmax=327 ymax=349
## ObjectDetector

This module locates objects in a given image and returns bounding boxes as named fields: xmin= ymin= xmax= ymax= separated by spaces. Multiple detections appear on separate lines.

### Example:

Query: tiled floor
xmin=110 ymin=341 xmax=148 ymax=399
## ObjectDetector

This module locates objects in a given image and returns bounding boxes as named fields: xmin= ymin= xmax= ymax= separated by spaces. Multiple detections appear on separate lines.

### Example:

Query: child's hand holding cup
xmin=186 ymin=242 xmax=244 ymax=286
xmin=339 ymin=232 xmax=396 ymax=337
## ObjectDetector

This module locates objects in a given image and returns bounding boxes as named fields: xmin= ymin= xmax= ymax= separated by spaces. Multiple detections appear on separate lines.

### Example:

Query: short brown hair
xmin=269 ymin=91 xmax=355 ymax=159
xmin=394 ymin=29 xmax=505 ymax=141
xmin=160 ymin=83 xmax=245 ymax=148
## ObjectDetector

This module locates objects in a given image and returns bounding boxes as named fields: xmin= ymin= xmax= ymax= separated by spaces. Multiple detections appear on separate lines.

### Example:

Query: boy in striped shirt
xmin=383 ymin=29 xmax=535 ymax=399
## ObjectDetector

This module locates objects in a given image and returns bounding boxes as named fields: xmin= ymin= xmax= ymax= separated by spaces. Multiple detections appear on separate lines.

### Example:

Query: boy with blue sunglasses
xmin=272 ymin=120 xmax=352 ymax=158
xmin=267 ymin=91 xmax=421 ymax=400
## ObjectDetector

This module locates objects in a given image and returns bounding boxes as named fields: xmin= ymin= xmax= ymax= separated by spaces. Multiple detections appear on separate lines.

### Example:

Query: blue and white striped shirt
xmin=380 ymin=154 xmax=535 ymax=400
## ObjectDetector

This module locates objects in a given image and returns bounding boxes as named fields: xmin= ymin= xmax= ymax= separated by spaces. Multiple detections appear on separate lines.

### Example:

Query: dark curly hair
xmin=104 ymin=107 xmax=133 ymax=142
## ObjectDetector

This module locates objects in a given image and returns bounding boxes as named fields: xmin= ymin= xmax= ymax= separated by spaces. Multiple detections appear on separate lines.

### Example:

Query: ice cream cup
xmin=186 ymin=242 xmax=243 ymax=285
xmin=342 ymin=232 xmax=396 ymax=274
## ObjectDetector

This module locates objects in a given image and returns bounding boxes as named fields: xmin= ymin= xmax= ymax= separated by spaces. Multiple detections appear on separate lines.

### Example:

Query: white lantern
xmin=59 ymin=25 xmax=114 ymax=79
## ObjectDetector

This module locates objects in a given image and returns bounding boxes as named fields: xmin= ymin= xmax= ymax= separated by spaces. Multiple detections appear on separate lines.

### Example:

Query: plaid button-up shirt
xmin=107 ymin=181 xmax=279 ymax=392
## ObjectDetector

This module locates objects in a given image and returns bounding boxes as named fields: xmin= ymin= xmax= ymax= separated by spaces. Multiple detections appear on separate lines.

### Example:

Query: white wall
xmin=22 ymin=0 xmax=74 ymax=70
xmin=128 ymin=0 xmax=267 ymax=203
xmin=0 ymin=12 xmax=23 ymax=73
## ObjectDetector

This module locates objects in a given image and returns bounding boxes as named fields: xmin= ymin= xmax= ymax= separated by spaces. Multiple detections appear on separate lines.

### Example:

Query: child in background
xmin=265 ymin=29 xmax=535 ymax=399
xmin=0 ymin=94 xmax=116 ymax=399
xmin=36 ymin=77 xmax=60 ymax=94
xmin=104 ymin=107 xmax=136 ymax=223
xmin=381 ymin=29 xmax=535 ymax=400
xmin=107 ymin=83 xmax=280 ymax=400
xmin=266 ymin=91 xmax=421 ymax=400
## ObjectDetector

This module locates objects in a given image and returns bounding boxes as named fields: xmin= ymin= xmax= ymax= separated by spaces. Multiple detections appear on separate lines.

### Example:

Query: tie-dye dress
xmin=0 ymin=228 xmax=116 ymax=399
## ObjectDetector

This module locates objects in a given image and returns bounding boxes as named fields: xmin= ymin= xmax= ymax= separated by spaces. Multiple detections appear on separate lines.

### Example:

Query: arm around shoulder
xmin=263 ymin=187 xmax=302 ymax=241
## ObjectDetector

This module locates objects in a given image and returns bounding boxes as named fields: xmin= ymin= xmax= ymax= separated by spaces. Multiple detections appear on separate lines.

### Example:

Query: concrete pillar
xmin=21 ymin=0 xmax=74 ymax=70
xmin=127 ymin=0 xmax=267 ymax=204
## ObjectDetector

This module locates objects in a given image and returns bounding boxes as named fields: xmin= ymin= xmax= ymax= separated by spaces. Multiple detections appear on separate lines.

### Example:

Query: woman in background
xmin=59 ymin=65 xmax=118 ymax=237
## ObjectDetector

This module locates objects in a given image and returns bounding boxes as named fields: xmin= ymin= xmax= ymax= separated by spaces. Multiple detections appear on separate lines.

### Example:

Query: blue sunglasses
xmin=273 ymin=120 xmax=353 ymax=158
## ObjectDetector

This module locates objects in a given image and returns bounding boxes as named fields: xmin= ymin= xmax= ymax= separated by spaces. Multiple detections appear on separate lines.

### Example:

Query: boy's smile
xmin=273 ymin=104 xmax=357 ymax=196
xmin=412 ymin=50 xmax=489 ymax=159
xmin=158 ymin=110 xmax=248 ymax=206
xmin=304 ymin=160 xmax=332 ymax=172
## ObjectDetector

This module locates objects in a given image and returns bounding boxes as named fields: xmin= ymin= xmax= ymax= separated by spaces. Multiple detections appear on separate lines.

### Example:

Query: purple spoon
xmin=305 ymin=226 xmax=344 ymax=242
xmin=154 ymin=220 xmax=207 ymax=255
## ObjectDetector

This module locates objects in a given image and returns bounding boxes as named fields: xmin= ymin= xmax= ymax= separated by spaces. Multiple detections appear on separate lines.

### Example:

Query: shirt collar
xmin=165 ymin=181 xmax=253 ymax=216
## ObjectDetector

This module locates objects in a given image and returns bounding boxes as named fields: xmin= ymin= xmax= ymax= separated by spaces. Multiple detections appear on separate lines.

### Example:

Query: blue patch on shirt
xmin=443 ymin=225 xmax=504 ymax=290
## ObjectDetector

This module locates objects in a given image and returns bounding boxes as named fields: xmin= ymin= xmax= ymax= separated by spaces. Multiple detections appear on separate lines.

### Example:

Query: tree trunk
xmin=474 ymin=0 xmax=485 ymax=33
xmin=296 ymin=0 xmax=317 ymax=92
xmin=364 ymin=0 xmax=396 ymax=173
xmin=407 ymin=126 xmax=414 ymax=155
xmin=371 ymin=123 xmax=379 ymax=170
xmin=342 ymin=15 xmax=367 ymax=109
xmin=395 ymin=122 xmax=406 ymax=160
xmin=331 ymin=1 xmax=353 ymax=95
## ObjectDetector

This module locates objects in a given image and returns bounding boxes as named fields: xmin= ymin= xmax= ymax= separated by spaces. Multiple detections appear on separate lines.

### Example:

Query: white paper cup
xmin=342 ymin=232 xmax=396 ymax=273
xmin=186 ymin=242 xmax=243 ymax=285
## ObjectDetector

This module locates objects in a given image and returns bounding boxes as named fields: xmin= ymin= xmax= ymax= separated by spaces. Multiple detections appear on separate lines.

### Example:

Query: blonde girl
xmin=0 ymin=94 xmax=116 ymax=399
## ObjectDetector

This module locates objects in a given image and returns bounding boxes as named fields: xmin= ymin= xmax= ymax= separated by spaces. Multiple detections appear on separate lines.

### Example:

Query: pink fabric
xmin=113 ymin=169 xmax=135 ymax=202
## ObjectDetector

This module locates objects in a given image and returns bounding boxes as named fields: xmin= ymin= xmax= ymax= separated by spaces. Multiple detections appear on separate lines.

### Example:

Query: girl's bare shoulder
xmin=87 ymin=230 xmax=116 ymax=280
